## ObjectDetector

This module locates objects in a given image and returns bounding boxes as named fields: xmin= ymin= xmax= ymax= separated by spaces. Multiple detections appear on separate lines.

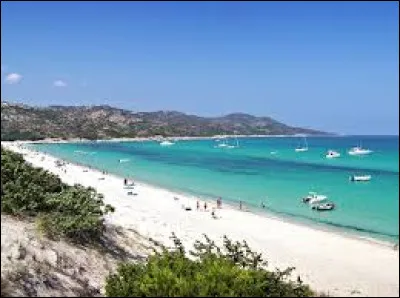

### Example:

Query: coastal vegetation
xmin=1 ymin=102 xmax=326 ymax=141
xmin=1 ymin=147 xmax=114 ymax=243
xmin=1 ymin=147 xmax=316 ymax=297
xmin=105 ymin=234 xmax=314 ymax=297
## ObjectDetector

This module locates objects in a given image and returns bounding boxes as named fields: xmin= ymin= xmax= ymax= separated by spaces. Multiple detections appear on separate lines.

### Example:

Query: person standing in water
xmin=239 ymin=200 xmax=242 ymax=210
xmin=217 ymin=197 xmax=222 ymax=208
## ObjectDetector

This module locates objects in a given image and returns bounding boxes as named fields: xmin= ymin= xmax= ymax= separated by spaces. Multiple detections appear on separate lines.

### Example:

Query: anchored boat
xmin=302 ymin=192 xmax=327 ymax=204
xmin=349 ymin=175 xmax=371 ymax=182
xmin=312 ymin=202 xmax=335 ymax=211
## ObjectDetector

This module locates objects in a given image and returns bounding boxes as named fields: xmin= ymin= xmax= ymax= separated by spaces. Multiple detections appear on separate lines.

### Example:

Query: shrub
xmin=1 ymin=148 xmax=65 ymax=215
xmin=1 ymin=147 xmax=114 ymax=243
xmin=37 ymin=185 xmax=114 ymax=242
xmin=105 ymin=234 xmax=314 ymax=297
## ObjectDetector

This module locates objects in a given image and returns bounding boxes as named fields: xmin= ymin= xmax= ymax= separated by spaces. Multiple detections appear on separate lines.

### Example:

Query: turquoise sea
xmin=31 ymin=136 xmax=399 ymax=243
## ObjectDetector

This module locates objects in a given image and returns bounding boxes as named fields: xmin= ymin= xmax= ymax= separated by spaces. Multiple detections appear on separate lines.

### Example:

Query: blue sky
xmin=1 ymin=1 xmax=398 ymax=134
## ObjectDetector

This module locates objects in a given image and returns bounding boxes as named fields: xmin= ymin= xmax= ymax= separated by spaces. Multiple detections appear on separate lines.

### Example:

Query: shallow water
xmin=32 ymin=135 xmax=399 ymax=243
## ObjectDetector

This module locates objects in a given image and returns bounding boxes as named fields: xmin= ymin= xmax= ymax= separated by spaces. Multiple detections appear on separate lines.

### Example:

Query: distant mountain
xmin=1 ymin=102 xmax=329 ymax=141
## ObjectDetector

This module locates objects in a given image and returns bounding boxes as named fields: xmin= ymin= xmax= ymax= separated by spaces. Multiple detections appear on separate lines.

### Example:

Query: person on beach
xmin=204 ymin=202 xmax=207 ymax=211
xmin=196 ymin=200 xmax=200 ymax=211
xmin=239 ymin=200 xmax=242 ymax=210
xmin=124 ymin=178 xmax=127 ymax=185
xmin=217 ymin=197 xmax=222 ymax=208
xmin=211 ymin=208 xmax=217 ymax=219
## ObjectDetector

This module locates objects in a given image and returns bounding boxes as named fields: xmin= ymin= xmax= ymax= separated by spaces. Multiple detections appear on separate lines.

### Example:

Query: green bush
xmin=1 ymin=147 xmax=114 ymax=242
xmin=105 ymin=234 xmax=314 ymax=297
xmin=37 ymin=185 xmax=114 ymax=242
xmin=1 ymin=148 xmax=65 ymax=215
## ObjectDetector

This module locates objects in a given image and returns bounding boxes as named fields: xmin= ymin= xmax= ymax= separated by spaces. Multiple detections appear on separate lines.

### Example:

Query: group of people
xmin=196 ymin=197 xmax=223 ymax=212
xmin=194 ymin=197 xmax=263 ymax=212
xmin=196 ymin=200 xmax=207 ymax=211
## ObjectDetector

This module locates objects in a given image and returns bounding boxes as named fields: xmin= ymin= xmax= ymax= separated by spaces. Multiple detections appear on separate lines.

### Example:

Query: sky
xmin=1 ymin=1 xmax=399 ymax=135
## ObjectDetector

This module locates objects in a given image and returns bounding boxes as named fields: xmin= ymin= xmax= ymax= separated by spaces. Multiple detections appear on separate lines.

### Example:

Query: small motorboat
xmin=348 ymin=146 xmax=372 ymax=156
xmin=349 ymin=175 xmax=371 ymax=182
xmin=325 ymin=150 xmax=340 ymax=159
xmin=295 ymin=147 xmax=308 ymax=152
xmin=302 ymin=192 xmax=327 ymax=204
xmin=218 ymin=143 xmax=229 ymax=148
xmin=215 ymin=142 xmax=229 ymax=148
xmin=119 ymin=158 xmax=130 ymax=163
xmin=312 ymin=202 xmax=335 ymax=211
xmin=160 ymin=140 xmax=175 ymax=146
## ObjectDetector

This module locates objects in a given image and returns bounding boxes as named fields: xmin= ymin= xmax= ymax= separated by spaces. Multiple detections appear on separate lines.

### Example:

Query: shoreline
xmin=9 ymin=134 xmax=337 ymax=145
xmin=22 ymin=140 xmax=398 ymax=246
xmin=5 ymin=140 xmax=399 ymax=246
xmin=2 ymin=141 xmax=399 ymax=297
xmin=98 ymin=172 xmax=398 ymax=248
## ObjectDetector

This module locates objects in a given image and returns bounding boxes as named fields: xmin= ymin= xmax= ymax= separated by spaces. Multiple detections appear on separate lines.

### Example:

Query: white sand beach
xmin=2 ymin=141 xmax=399 ymax=297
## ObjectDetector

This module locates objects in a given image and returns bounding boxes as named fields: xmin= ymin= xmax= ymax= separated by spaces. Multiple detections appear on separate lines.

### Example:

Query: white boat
xmin=348 ymin=145 xmax=372 ymax=156
xmin=226 ymin=136 xmax=239 ymax=149
xmin=119 ymin=158 xmax=130 ymax=163
xmin=216 ymin=142 xmax=229 ymax=148
xmin=302 ymin=192 xmax=327 ymax=204
xmin=295 ymin=136 xmax=308 ymax=152
xmin=160 ymin=140 xmax=175 ymax=146
xmin=215 ymin=133 xmax=239 ymax=149
xmin=325 ymin=150 xmax=341 ymax=159
xmin=312 ymin=202 xmax=335 ymax=211
xmin=349 ymin=174 xmax=371 ymax=182
xmin=215 ymin=136 xmax=230 ymax=148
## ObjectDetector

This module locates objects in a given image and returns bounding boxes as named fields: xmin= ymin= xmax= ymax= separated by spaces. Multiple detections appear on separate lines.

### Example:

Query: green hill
xmin=1 ymin=102 xmax=329 ymax=141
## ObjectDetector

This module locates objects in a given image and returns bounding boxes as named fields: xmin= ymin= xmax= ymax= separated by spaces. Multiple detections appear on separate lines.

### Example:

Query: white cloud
xmin=53 ymin=80 xmax=67 ymax=87
xmin=5 ymin=73 xmax=22 ymax=84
